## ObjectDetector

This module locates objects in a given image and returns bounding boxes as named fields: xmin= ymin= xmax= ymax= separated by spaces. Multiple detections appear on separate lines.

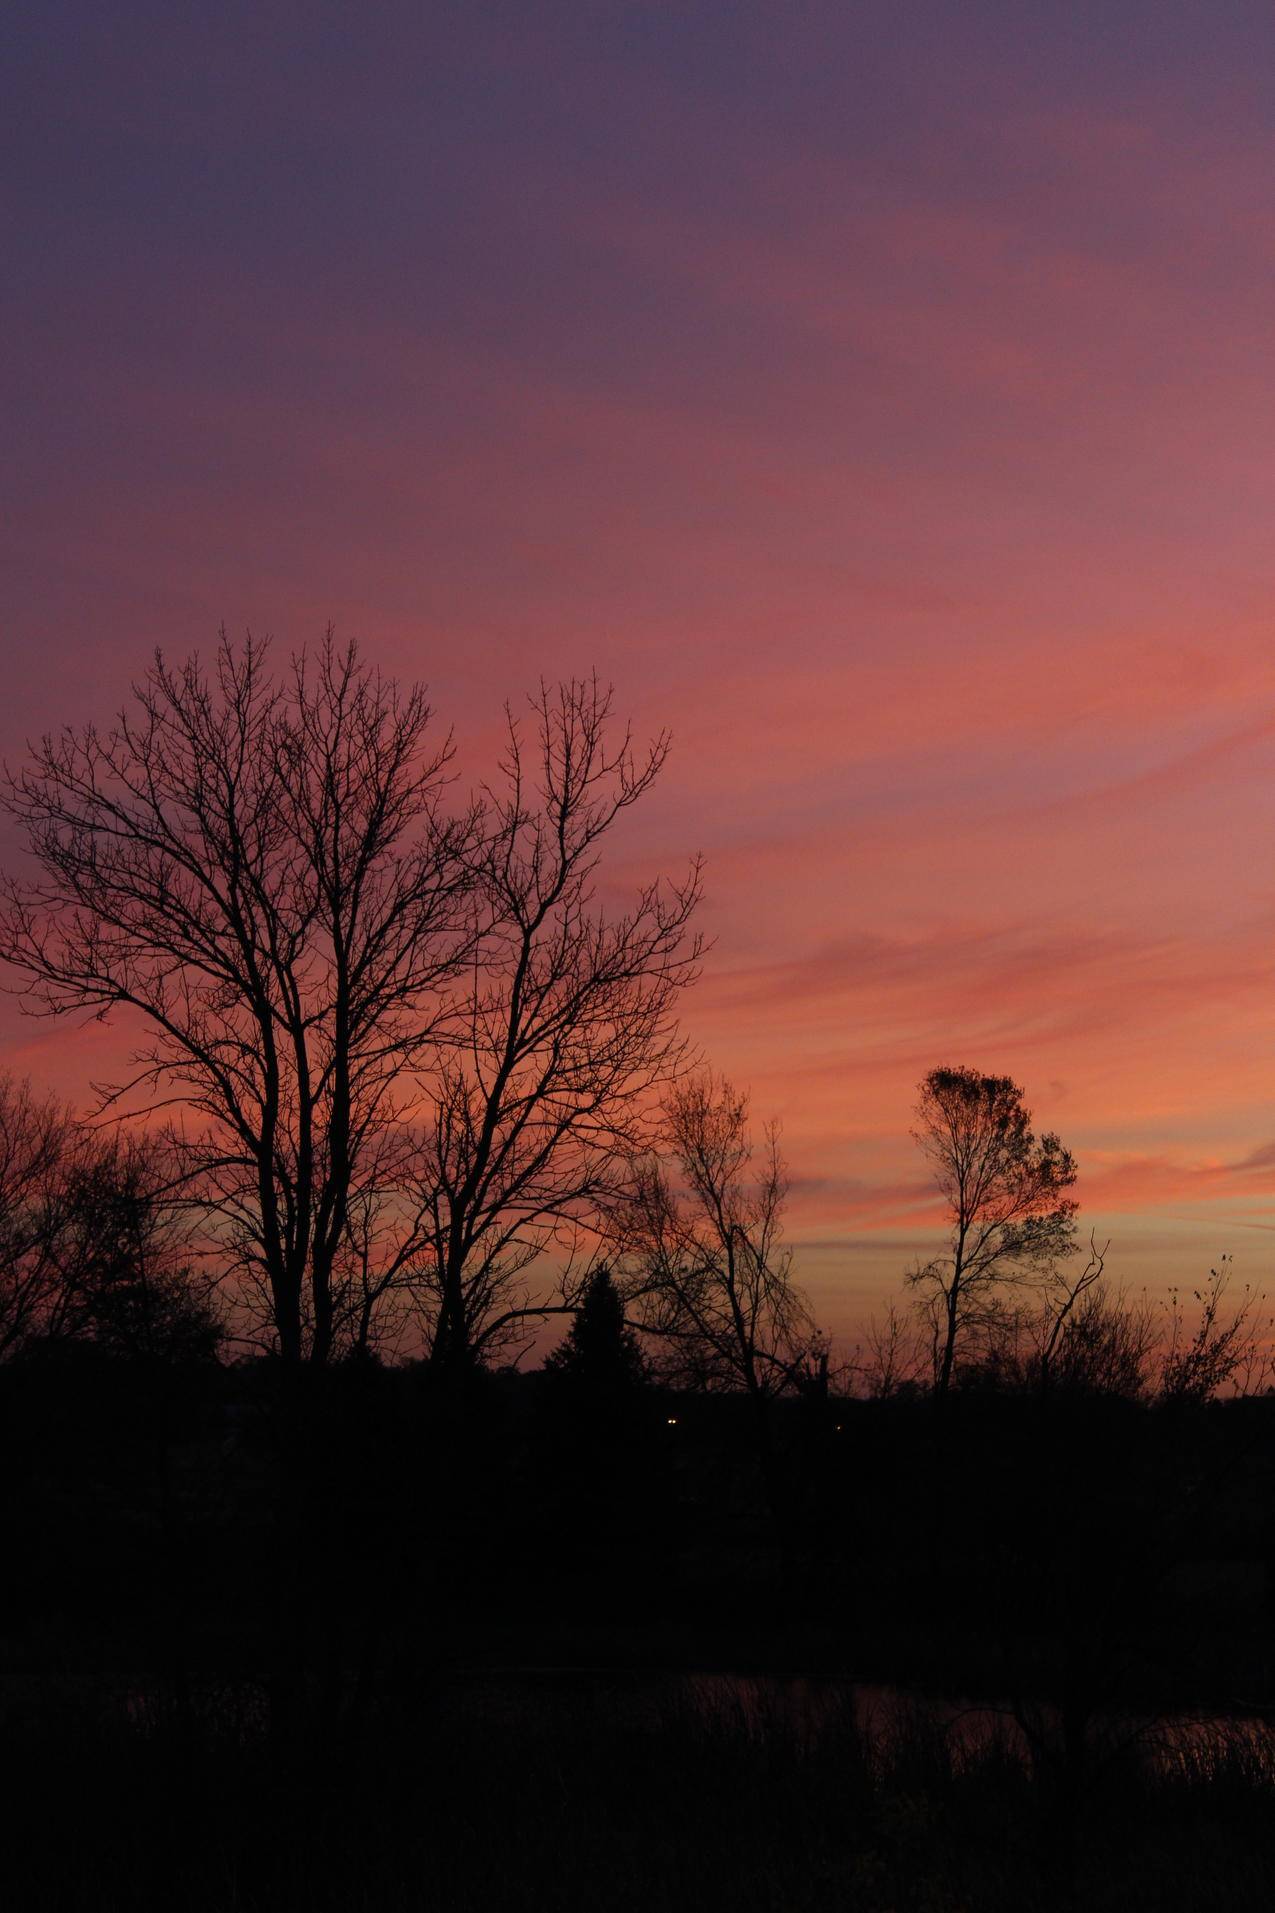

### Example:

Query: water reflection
xmin=110 ymin=1665 xmax=1275 ymax=1785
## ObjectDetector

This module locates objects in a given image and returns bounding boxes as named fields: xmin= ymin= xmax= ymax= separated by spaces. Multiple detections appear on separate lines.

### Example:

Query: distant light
xmin=835 ymin=1424 xmax=843 ymax=1432
xmin=666 ymin=1416 xmax=678 ymax=1426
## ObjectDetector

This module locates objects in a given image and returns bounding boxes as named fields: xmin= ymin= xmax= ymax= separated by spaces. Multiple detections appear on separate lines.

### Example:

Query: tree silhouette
xmin=0 ymin=633 xmax=478 ymax=1361
xmin=619 ymin=1074 xmax=821 ymax=1405
xmin=544 ymin=1266 xmax=649 ymax=1396
xmin=54 ymin=1132 xmax=222 ymax=1363
xmin=0 ymin=1075 xmax=76 ymax=1358
xmin=411 ymin=678 xmax=701 ymax=1373
xmin=1159 ymin=1257 xmax=1270 ymax=1403
xmin=908 ymin=1065 xmax=1078 ymax=1395
xmin=0 ymin=1074 xmax=217 ymax=1363
xmin=536 ymin=1264 xmax=664 ymax=1592
xmin=0 ymin=642 xmax=700 ymax=1369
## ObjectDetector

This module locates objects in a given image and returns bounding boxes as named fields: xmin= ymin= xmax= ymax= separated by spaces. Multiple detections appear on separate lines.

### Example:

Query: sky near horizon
xmin=4 ymin=2 xmax=1275 ymax=1341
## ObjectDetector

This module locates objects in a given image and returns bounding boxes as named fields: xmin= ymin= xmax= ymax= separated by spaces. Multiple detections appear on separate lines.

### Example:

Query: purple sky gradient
xmin=5 ymin=2 xmax=1275 ymax=1339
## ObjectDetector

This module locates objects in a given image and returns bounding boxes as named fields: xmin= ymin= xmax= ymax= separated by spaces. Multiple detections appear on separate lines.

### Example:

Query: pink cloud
xmin=7 ymin=40 xmax=1275 ymax=1348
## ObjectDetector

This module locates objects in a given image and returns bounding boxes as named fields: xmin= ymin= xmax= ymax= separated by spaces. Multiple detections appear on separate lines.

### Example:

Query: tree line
xmin=0 ymin=632 xmax=1264 ymax=1402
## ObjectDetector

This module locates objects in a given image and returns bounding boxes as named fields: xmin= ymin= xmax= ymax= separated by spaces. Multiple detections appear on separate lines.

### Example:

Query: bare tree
xmin=855 ymin=1302 xmax=928 ymax=1400
xmin=1017 ymin=1236 xmax=1155 ymax=1399
xmin=1 ymin=632 xmax=476 ymax=1362
xmin=957 ymin=1237 xmax=1159 ymax=1399
xmin=411 ymin=679 xmax=702 ymax=1371
xmin=1159 ymin=1258 xmax=1270 ymax=1404
xmin=52 ymin=1127 xmax=223 ymax=1362
xmin=0 ymin=1074 xmax=217 ymax=1361
xmin=0 ymin=1074 xmax=79 ymax=1357
xmin=618 ymin=1074 xmax=822 ymax=1414
xmin=1030 ymin=1232 xmax=1104 ymax=1384
xmin=1046 ymin=1281 xmax=1158 ymax=1399
xmin=908 ymin=1065 xmax=1078 ymax=1396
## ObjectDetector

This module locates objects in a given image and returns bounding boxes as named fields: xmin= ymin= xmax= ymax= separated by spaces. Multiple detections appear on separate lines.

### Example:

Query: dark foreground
xmin=5 ymin=1351 xmax=1275 ymax=1909
xmin=8 ymin=1669 xmax=1275 ymax=1910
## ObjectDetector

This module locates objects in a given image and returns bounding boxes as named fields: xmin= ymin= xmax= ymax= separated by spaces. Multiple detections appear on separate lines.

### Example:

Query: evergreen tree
xmin=543 ymin=1267 xmax=648 ymax=1398
xmin=539 ymin=1269 xmax=656 ymax=1577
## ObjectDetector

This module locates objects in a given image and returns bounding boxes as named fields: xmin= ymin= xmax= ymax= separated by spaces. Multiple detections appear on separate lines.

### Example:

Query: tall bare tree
xmin=618 ymin=1074 xmax=822 ymax=1413
xmin=908 ymin=1065 xmax=1078 ymax=1395
xmin=1 ymin=633 xmax=475 ymax=1362
xmin=411 ymin=679 xmax=702 ymax=1371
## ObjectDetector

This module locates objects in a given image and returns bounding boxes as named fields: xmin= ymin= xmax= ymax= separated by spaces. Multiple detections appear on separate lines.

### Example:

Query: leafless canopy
xmin=975 ymin=1236 xmax=1158 ymax=1399
xmin=1 ymin=632 xmax=475 ymax=1362
xmin=1160 ymin=1258 xmax=1271 ymax=1405
xmin=411 ymin=678 xmax=702 ymax=1370
xmin=855 ymin=1302 xmax=929 ymax=1400
xmin=618 ymin=1074 xmax=822 ymax=1404
xmin=0 ymin=1074 xmax=81 ymax=1358
xmin=907 ymin=1065 xmax=1078 ymax=1395
xmin=0 ymin=642 xmax=702 ymax=1367
xmin=0 ymin=1073 xmax=217 ymax=1361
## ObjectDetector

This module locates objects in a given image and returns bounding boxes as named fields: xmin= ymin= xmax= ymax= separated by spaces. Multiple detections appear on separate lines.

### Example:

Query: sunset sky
xmin=5 ymin=2 xmax=1275 ymax=1341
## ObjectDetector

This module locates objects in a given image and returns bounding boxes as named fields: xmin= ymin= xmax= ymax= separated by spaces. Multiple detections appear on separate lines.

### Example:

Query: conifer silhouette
xmin=544 ymin=1267 xmax=649 ymax=1399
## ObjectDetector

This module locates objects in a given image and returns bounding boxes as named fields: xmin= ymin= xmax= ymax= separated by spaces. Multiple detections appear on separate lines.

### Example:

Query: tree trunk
xmin=276 ymin=1283 xmax=304 ymax=1365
